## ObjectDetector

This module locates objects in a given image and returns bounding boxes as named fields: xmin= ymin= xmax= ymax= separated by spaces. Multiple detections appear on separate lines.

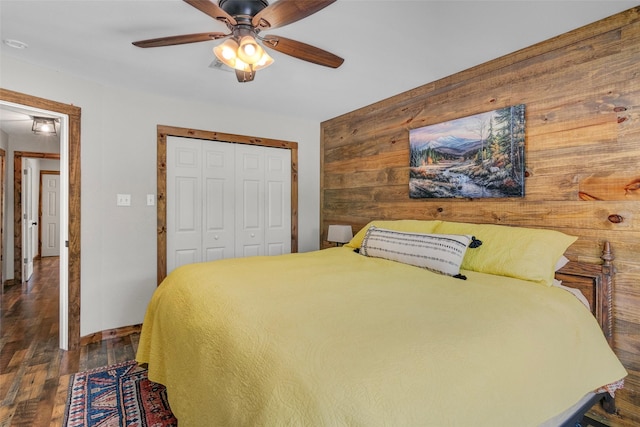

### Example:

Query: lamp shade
xmin=327 ymin=225 xmax=353 ymax=244
xmin=238 ymin=36 xmax=263 ymax=64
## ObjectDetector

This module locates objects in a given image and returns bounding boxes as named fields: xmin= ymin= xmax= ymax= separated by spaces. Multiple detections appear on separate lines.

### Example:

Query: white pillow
xmin=360 ymin=226 xmax=476 ymax=277
xmin=555 ymin=255 xmax=570 ymax=271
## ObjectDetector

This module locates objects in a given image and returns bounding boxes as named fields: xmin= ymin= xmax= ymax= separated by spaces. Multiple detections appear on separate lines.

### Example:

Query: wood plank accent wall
xmin=321 ymin=7 xmax=640 ymax=426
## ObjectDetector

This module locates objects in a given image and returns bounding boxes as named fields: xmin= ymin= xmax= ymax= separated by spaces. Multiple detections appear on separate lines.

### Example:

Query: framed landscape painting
xmin=409 ymin=104 xmax=526 ymax=199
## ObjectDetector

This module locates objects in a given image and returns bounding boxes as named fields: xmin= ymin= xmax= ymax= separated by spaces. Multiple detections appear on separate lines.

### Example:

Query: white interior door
xmin=22 ymin=162 xmax=35 ymax=281
xmin=167 ymin=137 xmax=202 ymax=273
xmin=235 ymin=145 xmax=265 ymax=257
xmin=235 ymin=145 xmax=291 ymax=257
xmin=202 ymin=141 xmax=235 ymax=262
xmin=41 ymin=173 xmax=61 ymax=257
xmin=167 ymin=137 xmax=237 ymax=274
xmin=264 ymin=148 xmax=291 ymax=255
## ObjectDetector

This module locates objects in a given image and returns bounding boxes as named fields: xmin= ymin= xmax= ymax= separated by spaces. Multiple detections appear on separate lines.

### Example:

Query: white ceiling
xmin=1 ymin=0 xmax=637 ymax=135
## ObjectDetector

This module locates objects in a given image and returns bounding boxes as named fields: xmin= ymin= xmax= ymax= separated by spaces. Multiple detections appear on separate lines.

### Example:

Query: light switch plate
xmin=117 ymin=194 xmax=131 ymax=206
xmin=147 ymin=194 xmax=155 ymax=206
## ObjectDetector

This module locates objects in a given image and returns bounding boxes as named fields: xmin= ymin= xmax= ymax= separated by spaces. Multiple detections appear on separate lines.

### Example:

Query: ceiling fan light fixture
xmin=214 ymin=38 xmax=239 ymax=66
xmin=234 ymin=58 xmax=250 ymax=71
xmin=238 ymin=35 xmax=262 ymax=63
xmin=255 ymin=51 xmax=274 ymax=69
xmin=213 ymin=36 xmax=273 ymax=73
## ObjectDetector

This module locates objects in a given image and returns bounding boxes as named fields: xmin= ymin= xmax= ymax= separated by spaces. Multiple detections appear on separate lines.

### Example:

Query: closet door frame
xmin=156 ymin=125 xmax=298 ymax=285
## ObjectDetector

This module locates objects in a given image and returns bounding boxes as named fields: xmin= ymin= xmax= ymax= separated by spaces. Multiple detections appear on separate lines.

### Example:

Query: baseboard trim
xmin=80 ymin=324 xmax=142 ymax=346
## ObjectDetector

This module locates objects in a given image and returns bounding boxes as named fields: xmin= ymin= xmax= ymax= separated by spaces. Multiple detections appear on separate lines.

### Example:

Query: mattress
xmin=136 ymin=247 xmax=626 ymax=426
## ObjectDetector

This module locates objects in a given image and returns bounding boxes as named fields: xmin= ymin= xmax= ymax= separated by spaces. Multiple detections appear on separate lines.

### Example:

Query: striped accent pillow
xmin=360 ymin=226 xmax=474 ymax=277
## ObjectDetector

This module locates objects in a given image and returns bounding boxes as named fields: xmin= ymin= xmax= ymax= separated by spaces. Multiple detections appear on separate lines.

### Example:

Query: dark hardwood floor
xmin=0 ymin=257 xmax=139 ymax=427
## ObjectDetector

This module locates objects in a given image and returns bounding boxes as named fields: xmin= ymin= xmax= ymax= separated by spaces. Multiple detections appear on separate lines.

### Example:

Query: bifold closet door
xmin=167 ymin=136 xmax=291 ymax=275
xmin=235 ymin=144 xmax=291 ymax=257
xmin=167 ymin=137 xmax=235 ymax=273
xmin=263 ymin=146 xmax=291 ymax=256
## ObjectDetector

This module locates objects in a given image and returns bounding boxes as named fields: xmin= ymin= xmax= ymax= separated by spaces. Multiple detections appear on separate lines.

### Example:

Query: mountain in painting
xmin=413 ymin=135 xmax=482 ymax=157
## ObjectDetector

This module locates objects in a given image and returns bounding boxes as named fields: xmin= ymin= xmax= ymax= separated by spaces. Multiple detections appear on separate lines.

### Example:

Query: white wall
xmin=1 ymin=55 xmax=321 ymax=336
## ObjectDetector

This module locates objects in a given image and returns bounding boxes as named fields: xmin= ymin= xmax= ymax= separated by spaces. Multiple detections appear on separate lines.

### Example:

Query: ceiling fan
xmin=132 ymin=0 xmax=344 ymax=82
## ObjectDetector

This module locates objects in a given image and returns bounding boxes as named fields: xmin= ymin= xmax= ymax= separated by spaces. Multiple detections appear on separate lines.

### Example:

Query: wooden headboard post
xmin=555 ymin=241 xmax=615 ymax=348
xmin=598 ymin=241 xmax=617 ymax=415
xmin=599 ymin=241 xmax=614 ymax=347
xmin=554 ymin=241 xmax=617 ymax=415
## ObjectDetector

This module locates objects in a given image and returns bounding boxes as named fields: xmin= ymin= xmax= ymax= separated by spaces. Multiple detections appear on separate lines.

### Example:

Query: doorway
xmin=0 ymin=88 xmax=81 ymax=350
xmin=0 ymin=149 xmax=4 ymax=285
xmin=14 ymin=152 xmax=61 ymax=281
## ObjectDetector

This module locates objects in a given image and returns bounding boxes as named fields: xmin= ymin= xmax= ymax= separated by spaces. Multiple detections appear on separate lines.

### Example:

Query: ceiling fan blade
xmin=236 ymin=69 xmax=255 ymax=82
xmin=132 ymin=32 xmax=228 ymax=48
xmin=262 ymin=35 xmax=344 ymax=68
xmin=252 ymin=0 xmax=335 ymax=30
xmin=183 ymin=0 xmax=236 ymax=26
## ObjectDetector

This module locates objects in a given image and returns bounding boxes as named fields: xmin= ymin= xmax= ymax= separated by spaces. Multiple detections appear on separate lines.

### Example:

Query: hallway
xmin=0 ymin=257 xmax=138 ymax=426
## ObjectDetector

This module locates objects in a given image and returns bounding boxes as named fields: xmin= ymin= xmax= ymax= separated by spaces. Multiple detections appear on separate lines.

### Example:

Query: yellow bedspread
xmin=136 ymin=247 xmax=626 ymax=426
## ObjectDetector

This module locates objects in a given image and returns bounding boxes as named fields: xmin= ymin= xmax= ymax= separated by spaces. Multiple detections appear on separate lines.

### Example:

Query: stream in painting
xmin=409 ymin=165 xmax=509 ymax=199
xmin=442 ymin=170 xmax=506 ymax=198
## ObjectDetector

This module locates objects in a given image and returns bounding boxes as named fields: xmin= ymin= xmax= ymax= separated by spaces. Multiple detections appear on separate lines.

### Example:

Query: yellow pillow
xmin=346 ymin=220 xmax=442 ymax=249
xmin=433 ymin=221 xmax=577 ymax=286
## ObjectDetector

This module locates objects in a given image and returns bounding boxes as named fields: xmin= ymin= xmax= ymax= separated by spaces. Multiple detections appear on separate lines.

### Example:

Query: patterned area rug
xmin=64 ymin=360 xmax=177 ymax=427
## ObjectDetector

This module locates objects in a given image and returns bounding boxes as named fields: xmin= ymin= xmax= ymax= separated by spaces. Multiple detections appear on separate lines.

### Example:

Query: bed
xmin=136 ymin=220 xmax=627 ymax=426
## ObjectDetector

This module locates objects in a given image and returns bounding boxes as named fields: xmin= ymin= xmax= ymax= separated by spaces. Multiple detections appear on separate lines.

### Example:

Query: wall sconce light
xmin=327 ymin=225 xmax=353 ymax=246
xmin=32 ymin=116 xmax=58 ymax=135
